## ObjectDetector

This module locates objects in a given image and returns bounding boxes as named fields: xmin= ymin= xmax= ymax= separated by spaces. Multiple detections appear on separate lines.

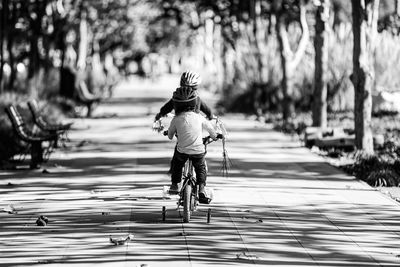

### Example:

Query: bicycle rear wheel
xmin=183 ymin=183 xmax=192 ymax=223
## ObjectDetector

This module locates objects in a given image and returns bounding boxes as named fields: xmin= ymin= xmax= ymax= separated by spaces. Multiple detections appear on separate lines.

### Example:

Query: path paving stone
xmin=1 ymin=76 xmax=400 ymax=266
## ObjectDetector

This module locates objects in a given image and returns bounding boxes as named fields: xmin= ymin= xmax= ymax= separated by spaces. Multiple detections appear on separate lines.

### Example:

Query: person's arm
xmin=199 ymin=98 xmax=214 ymax=120
xmin=202 ymin=118 xmax=217 ymax=140
xmin=160 ymin=99 xmax=174 ymax=116
xmin=168 ymin=118 xmax=177 ymax=140
xmin=155 ymin=99 xmax=174 ymax=121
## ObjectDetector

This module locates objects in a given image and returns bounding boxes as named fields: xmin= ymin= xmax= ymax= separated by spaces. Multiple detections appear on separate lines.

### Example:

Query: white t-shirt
xmin=168 ymin=112 xmax=217 ymax=154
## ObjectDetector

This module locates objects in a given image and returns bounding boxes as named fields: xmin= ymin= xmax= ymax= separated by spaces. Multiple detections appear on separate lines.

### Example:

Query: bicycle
xmin=154 ymin=117 xmax=226 ymax=223
xmin=174 ymin=134 xmax=221 ymax=223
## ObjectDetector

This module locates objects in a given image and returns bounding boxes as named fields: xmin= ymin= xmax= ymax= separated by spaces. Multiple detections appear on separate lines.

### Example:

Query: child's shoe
xmin=198 ymin=184 xmax=211 ymax=204
xmin=169 ymin=183 xmax=179 ymax=194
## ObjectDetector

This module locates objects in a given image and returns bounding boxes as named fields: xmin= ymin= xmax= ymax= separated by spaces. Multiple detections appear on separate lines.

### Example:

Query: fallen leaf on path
xmin=178 ymin=232 xmax=191 ymax=236
xmin=36 ymin=218 xmax=46 ymax=226
xmin=109 ymin=234 xmax=134 ymax=245
xmin=2 ymin=204 xmax=17 ymax=214
xmin=36 ymin=215 xmax=49 ymax=226
xmin=77 ymin=140 xmax=89 ymax=147
xmin=40 ymin=215 xmax=49 ymax=223
xmin=236 ymin=251 xmax=260 ymax=261
xmin=37 ymin=258 xmax=63 ymax=264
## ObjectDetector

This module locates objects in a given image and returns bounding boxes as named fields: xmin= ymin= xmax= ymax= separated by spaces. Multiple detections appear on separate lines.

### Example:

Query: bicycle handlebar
xmin=163 ymin=130 xmax=223 ymax=144
xmin=203 ymin=134 xmax=224 ymax=145
xmin=157 ymin=117 xmax=226 ymax=144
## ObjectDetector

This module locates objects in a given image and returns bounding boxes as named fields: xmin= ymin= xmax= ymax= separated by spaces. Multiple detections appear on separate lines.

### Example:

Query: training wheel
xmin=162 ymin=206 xmax=166 ymax=221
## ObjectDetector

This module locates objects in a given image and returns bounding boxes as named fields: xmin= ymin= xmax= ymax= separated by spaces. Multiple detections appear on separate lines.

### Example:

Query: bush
xmin=222 ymin=81 xmax=282 ymax=115
xmin=272 ymin=112 xmax=312 ymax=135
xmin=365 ymin=168 xmax=399 ymax=187
xmin=375 ymin=31 xmax=400 ymax=91
xmin=342 ymin=151 xmax=400 ymax=187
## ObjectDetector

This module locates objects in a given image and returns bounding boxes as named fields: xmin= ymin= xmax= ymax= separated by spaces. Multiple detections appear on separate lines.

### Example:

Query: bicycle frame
xmin=178 ymin=159 xmax=198 ymax=208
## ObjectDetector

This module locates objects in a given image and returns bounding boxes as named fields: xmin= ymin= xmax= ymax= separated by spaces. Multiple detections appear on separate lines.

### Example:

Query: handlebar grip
xmin=203 ymin=134 xmax=224 ymax=144
xmin=203 ymin=136 xmax=211 ymax=144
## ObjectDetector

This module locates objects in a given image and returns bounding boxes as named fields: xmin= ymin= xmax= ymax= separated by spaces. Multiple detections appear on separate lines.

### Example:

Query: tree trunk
xmin=250 ymin=0 xmax=264 ymax=82
xmin=6 ymin=1 xmax=16 ymax=91
xmin=28 ymin=34 xmax=39 ymax=79
xmin=276 ymin=18 xmax=293 ymax=119
xmin=27 ymin=0 xmax=47 ymax=98
xmin=204 ymin=15 xmax=214 ymax=73
xmin=221 ymin=40 xmax=229 ymax=89
xmin=281 ymin=57 xmax=295 ymax=120
xmin=77 ymin=10 xmax=88 ymax=70
xmin=29 ymin=0 xmax=46 ymax=79
xmin=60 ymin=44 xmax=77 ymax=99
xmin=27 ymin=34 xmax=40 ymax=98
xmin=0 ymin=0 xmax=5 ymax=93
xmin=312 ymin=0 xmax=330 ymax=128
xmin=59 ymin=39 xmax=66 ymax=94
xmin=276 ymin=0 xmax=309 ymax=121
xmin=351 ymin=0 xmax=379 ymax=153
xmin=7 ymin=25 xmax=15 ymax=91
xmin=213 ymin=23 xmax=224 ymax=91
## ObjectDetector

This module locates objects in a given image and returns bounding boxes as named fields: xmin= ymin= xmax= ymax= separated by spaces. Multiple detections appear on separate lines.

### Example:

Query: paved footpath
xmin=2 ymin=76 xmax=400 ymax=267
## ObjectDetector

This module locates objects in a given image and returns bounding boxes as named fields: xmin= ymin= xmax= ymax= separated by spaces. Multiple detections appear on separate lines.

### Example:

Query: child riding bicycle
xmin=167 ymin=86 xmax=222 ymax=204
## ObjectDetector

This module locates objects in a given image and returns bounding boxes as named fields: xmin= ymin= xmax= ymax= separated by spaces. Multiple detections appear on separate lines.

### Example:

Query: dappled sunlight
xmin=1 ymin=81 xmax=400 ymax=266
xmin=2 ymin=0 xmax=400 ymax=264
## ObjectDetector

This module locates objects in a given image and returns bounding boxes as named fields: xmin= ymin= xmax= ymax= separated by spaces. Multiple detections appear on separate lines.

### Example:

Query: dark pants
xmin=171 ymin=149 xmax=207 ymax=185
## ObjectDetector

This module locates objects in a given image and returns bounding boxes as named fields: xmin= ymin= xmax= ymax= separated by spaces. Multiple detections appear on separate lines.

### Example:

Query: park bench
xmin=5 ymin=105 xmax=58 ymax=169
xmin=76 ymin=81 xmax=102 ymax=117
xmin=27 ymin=99 xmax=73 ymax=147
xmin=304 ymin=126 xmax=355 ymax=150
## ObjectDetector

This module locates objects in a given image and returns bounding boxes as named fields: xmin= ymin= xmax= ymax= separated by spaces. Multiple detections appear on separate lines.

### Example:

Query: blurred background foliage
xmin=1 ymin=0 xmax=400 ymax=106
xmin=1 ymin=0 xmax=400 ymax=161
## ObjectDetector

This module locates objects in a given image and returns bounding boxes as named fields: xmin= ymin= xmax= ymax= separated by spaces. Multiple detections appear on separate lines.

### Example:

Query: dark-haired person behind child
xmin=154 ymin=71 xmax=215 ymax=121
xmin=167 ymin=86 xmax=221 ymax=204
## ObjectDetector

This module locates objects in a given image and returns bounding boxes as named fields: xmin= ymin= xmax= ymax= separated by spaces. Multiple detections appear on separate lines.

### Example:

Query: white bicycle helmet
xmin=180 ymin=71 xmax=202 ymax=87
